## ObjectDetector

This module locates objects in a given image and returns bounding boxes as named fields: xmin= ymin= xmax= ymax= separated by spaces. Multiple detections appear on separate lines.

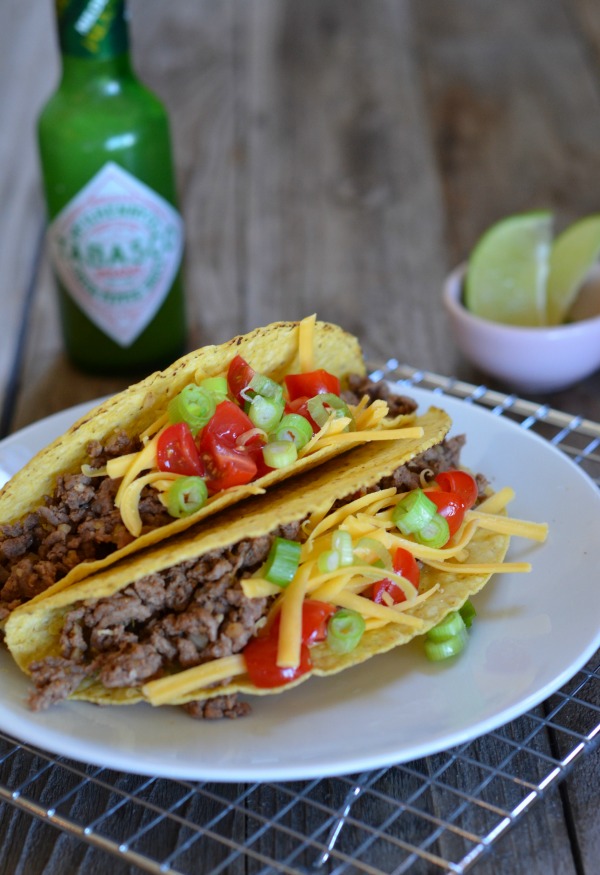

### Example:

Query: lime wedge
xmin=547 ymin=215 xmax=600 ymax=325
xmin=464 ymin=211 xmax=553 ymax=326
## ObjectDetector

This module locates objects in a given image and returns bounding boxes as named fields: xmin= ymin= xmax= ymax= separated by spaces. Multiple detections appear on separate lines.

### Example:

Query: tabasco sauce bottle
xmin=38 ymin=0 xmax=187 ymax=375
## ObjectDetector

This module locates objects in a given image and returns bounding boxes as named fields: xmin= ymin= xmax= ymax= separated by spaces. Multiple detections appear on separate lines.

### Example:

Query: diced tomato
xmin=284 ymin=396 xmax=319 ymax=433
xmin=268 ymin=599 xmax=337 ymax=645
xmin=227 ymin=355 xmax=255 ymax=405
xmin=434 ymin=469 xmax=478 ymax=509
xmin=392 ymin=547 xmax=420 ymax=589
xmin=371 ymin=578 xmax=408 ymax=605
xmin=199 ymin=432 xmax=257 ymax=492
xmin=301 ymin=599 xmax=338 ymax=643
xmin=284 ymin=369 xmax=341 ymax=402
xmin=201 ymin=400 xmax=255 ymax=443
xmin=156 ymin=422 xmax=204 ymax=476
xmin=197 ymin=400 xmax=258 ymax=491
xmin=243 ymin=635 xmax=312 ymax=688
xmin=424 ymin=490 xmax=466 ymax=537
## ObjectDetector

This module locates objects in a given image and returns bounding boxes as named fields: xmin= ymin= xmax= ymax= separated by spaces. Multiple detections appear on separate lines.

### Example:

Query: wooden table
xmin=1 ymin=1 xmax=599 ymax=872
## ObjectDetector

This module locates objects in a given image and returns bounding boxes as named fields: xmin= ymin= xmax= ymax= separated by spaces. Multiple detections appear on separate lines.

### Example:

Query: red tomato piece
xmin=284 ymin=396 xmax=319 ymax=432
xmin=284 ymin=369 xmax=341 ymax=402
xmin=198 ymin=430 xmax=257 ymax=492
xmin=301 ymin=599 xmax=338 ymax=643
xmin=156 ymin=422 xmax=204 ymax=476
xmin=424 ymin=490 xmax=466 ymax=537
xmin=227 ymin=355 xmax=255 ymax=404
xmin=371 ymin=578 xmax=407 ymax=605
xmin=198 ymin=400 xmax=258 ymax=491
xmin=243 ymin=635 xmax=312 ymax=688
xmin=392 ymin=547 xmax=420 ymax=589
xmin=269 ymin=599 xmax=337 ymax=645
xmin=202 ymin=399 xmax=255 ymax=443
xmin=435 ymin=469 xmax=478 ymax=509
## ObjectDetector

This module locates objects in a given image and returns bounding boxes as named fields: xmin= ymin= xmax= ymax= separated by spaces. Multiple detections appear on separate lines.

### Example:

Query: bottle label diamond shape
xmin=48 ymin=161 xmax=184 ymax=347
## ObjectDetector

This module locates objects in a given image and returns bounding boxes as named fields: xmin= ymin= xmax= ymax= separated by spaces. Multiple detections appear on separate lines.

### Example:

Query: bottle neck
xmin=55 ymin=0 xmax=129 ymax=60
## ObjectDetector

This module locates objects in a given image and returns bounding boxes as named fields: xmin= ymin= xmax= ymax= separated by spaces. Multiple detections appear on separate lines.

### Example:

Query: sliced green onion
xmin=392 ymin=490 xmax=437 ymax=535
xmin=199 ymin=376 xmax=228 ymax=402
xmin=262 ymin=440 xmax=298 ymax=469
xmin=167 ymin=476 xmax=208 ymax=518
xmin=327 ymin=609 xmax=366 ymax=654
xmin=424 ymin=629 xmax=468 ymax=661
xmin=353 ymin=536 xmax=392 ymax=569
xmin=263 ymin=537 xmax=301 ymax=587
xmin=252 ymin=373 xmax=284 ymax=400
xmin=236 ymin=427 xmax=268 ymax=447
xmin=241 ymin=373 xmax=284 ymax=403
xmin=307 ymin=393 xmax=354 ymax=429
xmin=426 ymin=611 xmax=466 ymax=643
xmin=168 ymin=385 xmax=216 ymax=433
xmin=270 ymin=413 xmax=313 ymax=450
xmin=248 ymin=394 xmax=284 ymax=431
xmin=332 ymin=530 xmax=354 ymax=567
xmin=459 ymin=600 xmax=476 ymax=629
xmin=318 ymin=549 xmax=340 ymax=573
xmin=414 ymin=513 xmax=450 ymax=549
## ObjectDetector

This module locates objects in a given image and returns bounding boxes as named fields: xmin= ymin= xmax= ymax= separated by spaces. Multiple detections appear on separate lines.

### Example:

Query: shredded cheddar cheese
xmin=298 ymin=314 xmax=317 ymax=372
xmin=136 ymin=472 xmax=547 ymax=705
xmin=143 ymin=655 xmax=246 ymax=706
xmin=93 ymin=316 xmax=425 ymax=537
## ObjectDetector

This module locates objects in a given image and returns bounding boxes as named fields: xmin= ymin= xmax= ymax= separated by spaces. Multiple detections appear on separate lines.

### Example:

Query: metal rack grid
xmin=1 ymin=364 xmax=599 ymax=875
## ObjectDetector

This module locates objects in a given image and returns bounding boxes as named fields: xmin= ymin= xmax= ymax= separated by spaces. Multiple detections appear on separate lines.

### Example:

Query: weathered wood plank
xmin=1 ymin=2 xmax=599 ymax=874
xmin=0 ymin=1 xmax=57 ymax=430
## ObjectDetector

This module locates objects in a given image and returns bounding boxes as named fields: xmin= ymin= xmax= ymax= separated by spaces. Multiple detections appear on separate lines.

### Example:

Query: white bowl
xmin=443 ymin=264 xmax=600 ymax=393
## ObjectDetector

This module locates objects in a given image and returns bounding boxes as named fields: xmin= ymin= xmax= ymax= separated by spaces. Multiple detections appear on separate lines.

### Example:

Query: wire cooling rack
xmin=1 ymin=364 xmax=599 ymax=875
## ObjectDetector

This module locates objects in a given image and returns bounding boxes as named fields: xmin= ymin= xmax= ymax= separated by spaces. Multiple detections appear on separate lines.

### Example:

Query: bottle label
xmin=48 ymin=162 xmax=184 ymax=347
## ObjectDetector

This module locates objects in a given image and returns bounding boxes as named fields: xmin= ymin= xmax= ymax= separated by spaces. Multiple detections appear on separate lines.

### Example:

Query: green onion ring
xmin=248 ymin=394 xmax=284 ymax=431
xmin=262 ymin=440 xmax=298 ymax=469
xmin=306 ymin=393 xmax=354 ymax=429
xmin=270 ymin=413 xmax=313 ymax=450
xmin=263 ymin=537 xmax=302 ymax=587
xmin=414 ymin=513 xmax=450 ymax=549
xmin=327 ymin=609 xmax=366 ymax=654
xmin=167 ymin=476 xmax=208 ymax=518
xmin=168 ymin=384 xmax=216 ymax=434
xmin=424 ymin=629 xmax=468 ymax=661
xmin=332 ymin=530 xmax=354 ymax=567
xmin=426 ymin=611 xmax=466 ymax=642
xmin=353 ymin=536 xmax=392 ymax=569
xmin=392 ymin=489 xmax=437 ymax=536
xmin=199 ymin=376 xmax=229 ymax=402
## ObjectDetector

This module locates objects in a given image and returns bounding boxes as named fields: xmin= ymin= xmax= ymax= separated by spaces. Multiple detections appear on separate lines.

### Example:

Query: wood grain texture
xmin=0 ymin=1 xmax=598 ymax=874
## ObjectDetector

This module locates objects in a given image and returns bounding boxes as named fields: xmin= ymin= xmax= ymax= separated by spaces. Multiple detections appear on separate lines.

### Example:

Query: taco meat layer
xmin=25 ymin=434 xmax=475 ymax=719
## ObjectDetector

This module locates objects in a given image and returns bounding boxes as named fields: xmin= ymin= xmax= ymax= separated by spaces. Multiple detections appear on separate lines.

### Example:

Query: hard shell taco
xmin=0 ymin=317 xmax=423 ymax=620
xmin=5 ymin=408 xmax=548 ymax=718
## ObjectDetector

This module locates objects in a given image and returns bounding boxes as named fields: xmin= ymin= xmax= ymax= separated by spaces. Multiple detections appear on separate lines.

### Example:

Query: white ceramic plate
xmin=1 ymin=388 xmax=599 ymax=782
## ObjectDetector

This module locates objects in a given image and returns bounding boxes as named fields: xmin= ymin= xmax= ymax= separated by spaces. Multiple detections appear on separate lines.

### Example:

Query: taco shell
xmin=5 ymin=405 xmax=515 ymax=712
xmin=0 ymin=319 xmax=422 ymax=604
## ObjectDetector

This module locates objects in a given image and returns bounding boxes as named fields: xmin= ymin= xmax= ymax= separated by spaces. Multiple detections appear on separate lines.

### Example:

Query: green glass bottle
xmin=38 ymin=0 xmax=187 ymax=375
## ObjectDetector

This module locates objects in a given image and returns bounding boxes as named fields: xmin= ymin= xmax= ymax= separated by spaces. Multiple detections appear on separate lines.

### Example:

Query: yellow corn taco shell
xmin=5 ymin=405 xmax=520 ymax=714
xmin=0 ymin=319 xmax=422 ymax=610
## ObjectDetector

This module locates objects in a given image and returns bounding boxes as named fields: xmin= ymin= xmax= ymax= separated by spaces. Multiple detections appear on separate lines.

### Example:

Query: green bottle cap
xmin=55 ymin=0 xmax=129 ymax=59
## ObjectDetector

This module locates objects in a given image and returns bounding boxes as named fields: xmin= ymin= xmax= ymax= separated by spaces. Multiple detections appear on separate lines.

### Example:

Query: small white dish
xmin=443 ymin=264 xmax=600 ymax=393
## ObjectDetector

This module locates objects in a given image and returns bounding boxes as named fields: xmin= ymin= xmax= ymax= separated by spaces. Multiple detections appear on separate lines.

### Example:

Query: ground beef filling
xmin=0 ymin=376 xmax=418 ymax=620
xmin=27 ymin=525 xmax=302 ymax=716
xmin=0 ymin=431 xmax=173 ymax=621
xmin=25 ymin=436 xmax=480 ymax=720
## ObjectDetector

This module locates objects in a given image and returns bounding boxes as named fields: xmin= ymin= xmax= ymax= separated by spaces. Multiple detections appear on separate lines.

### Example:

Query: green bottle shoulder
xmin=39 ymin=75 xmax=169 ymax=128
